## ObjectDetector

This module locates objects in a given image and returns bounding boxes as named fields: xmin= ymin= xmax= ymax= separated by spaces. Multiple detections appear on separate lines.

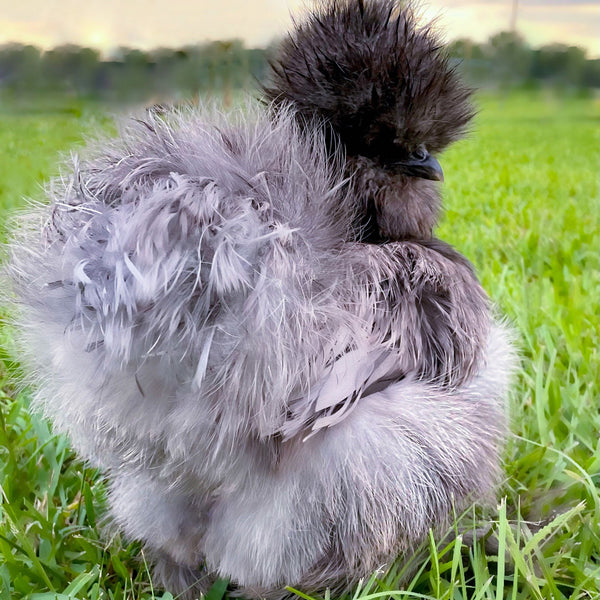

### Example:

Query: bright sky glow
xmin=0 ymin=0 xmax=597 ymax=57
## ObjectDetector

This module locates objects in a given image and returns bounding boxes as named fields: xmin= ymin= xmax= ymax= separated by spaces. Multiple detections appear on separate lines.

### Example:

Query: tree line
xmin=448 ymin=32 xmax=600 ymax=89
xmin=0 ymin=32 xmax=598 ymax=104
xmin=0 ymin=40 xmax=272 ymax=103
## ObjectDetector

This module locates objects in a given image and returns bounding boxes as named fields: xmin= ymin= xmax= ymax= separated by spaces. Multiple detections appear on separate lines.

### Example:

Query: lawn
xmin=0 ymin=91 xmax=598 ymax=600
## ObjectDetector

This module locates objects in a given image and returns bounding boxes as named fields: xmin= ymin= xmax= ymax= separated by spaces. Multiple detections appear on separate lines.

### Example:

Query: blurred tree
xmin=43 ymin=45 xmax=101 ymax=95
xmin=582 ymin=58 xmax=600 ymax=88
xmin=109 ymin=48 xmax=153 ymax=101
xmin=486 ymin=31 xmax=532 ymax=86
xmin=447 ymin=38 xmax=488 ymax=82
xmin=0 ymin=44 xmax=41 ymax=94
xmin=532 ymin=43 xmax=587 ymax=86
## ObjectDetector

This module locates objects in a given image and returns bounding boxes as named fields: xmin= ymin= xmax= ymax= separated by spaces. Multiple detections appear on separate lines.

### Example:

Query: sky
xmin=0 ymin=0 xmax=598 ymax=57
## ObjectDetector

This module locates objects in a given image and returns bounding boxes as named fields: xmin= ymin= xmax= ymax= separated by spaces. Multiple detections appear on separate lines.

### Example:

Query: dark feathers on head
xmin=265 ymin=1 xmax=477 ymax=241
xmin=265 ymin=0 xmax=474 ymax=158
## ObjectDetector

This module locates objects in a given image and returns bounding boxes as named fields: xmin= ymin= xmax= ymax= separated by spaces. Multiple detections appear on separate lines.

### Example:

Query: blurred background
xmin=0 ymin=0 xmax=598 ymax=107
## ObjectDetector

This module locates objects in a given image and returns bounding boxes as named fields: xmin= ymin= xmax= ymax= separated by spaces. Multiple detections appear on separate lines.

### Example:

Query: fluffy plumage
xmin=5 ymin=1 xmax=515 ymax=598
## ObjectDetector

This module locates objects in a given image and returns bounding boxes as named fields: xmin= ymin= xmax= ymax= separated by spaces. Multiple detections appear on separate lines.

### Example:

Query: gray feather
xmin=4 ymin=102 xmax=516 ymax=598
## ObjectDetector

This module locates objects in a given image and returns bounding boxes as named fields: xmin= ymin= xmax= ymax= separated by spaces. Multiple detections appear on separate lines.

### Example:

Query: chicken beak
xmin=395 ymin=153 xmax=444 ymax=182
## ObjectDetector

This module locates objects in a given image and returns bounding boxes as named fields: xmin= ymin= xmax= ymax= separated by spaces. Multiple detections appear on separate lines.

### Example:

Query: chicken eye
xmin=412 ymin=147 xmax=428 ymax=161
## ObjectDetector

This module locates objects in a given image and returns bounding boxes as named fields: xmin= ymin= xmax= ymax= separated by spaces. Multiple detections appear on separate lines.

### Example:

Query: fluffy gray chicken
xmin=6 ymin=1 xmax=515 ymax=598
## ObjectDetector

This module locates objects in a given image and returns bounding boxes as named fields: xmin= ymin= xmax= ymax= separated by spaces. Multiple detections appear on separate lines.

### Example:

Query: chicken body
xmin=6 ymin=2 xmax=515 ymax=598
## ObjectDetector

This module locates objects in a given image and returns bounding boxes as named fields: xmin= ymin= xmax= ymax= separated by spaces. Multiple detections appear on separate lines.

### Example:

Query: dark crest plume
xmin=265 ymin=0 xmax=474 ymax=157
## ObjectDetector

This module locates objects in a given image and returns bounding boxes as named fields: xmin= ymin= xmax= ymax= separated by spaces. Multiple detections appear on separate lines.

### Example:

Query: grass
xmin=0 ymin=90 xmax=598 ymax=599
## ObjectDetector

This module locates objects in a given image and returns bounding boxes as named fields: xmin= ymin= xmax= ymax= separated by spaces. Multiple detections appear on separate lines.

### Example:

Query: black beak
xmin=394 ymin=152 xmax=444 ymax=182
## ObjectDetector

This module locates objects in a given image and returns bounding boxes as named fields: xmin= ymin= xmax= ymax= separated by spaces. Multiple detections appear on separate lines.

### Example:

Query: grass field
xmin=0 ymin=91 xmax=599 ymax=600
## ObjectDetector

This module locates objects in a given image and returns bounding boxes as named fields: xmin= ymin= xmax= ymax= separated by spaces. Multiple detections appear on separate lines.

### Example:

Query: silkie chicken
xmin=5 ymin=1 xmax=515 ymax=598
